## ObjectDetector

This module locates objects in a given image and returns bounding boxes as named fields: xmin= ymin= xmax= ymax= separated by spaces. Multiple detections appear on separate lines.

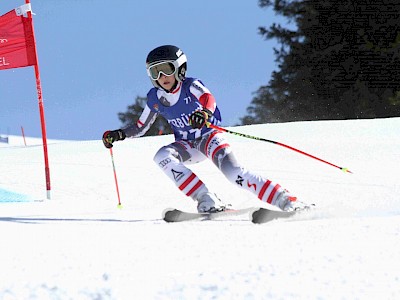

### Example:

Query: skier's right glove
xmin=102 ymin=129 xmax=126 ymax=148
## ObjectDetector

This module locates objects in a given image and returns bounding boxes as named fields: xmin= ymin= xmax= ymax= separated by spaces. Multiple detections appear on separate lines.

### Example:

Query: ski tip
xmin=250 ymin=208 xmax=267 ymax=224
xmin=162 ymin=208 xmax=175 ymax=219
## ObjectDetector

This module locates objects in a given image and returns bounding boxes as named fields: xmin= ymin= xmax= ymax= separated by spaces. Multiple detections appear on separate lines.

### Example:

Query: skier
xmin=102 ymin=45 xmax=304 ymax=213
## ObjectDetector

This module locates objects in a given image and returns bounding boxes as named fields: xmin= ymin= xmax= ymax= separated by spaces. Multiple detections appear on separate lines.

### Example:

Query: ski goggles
xmin=147 ymin=61 xmax=176 ymax=80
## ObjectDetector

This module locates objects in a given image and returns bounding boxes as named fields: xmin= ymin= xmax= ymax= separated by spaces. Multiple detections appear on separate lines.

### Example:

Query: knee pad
xmin=153 ymin=146 xmax=181 ymax=170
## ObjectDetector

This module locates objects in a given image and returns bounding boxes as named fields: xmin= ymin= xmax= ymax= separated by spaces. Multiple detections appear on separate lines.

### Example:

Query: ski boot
xmin=197 ymin=192 xmax=226 ymax=213
xmin=272 ymin=190 xmax=309 ymax=212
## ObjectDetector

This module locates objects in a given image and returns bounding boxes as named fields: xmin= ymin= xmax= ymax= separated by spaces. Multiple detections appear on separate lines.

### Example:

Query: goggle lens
xmin=149 ymin=62 xmax=176 ymax=80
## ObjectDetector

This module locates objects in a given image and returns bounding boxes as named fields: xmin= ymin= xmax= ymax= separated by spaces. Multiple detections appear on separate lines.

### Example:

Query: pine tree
xmin=242 ymin=0 xmax=400 ymax=124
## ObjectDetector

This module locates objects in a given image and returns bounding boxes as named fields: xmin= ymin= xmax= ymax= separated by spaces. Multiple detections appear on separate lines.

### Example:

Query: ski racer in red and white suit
xmin=102 ymin=45 xmax=300 ymax=213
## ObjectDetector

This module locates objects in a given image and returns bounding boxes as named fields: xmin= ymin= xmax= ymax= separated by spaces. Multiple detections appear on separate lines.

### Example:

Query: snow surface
xmin=0 ymin=118 xmax=399 ymax=300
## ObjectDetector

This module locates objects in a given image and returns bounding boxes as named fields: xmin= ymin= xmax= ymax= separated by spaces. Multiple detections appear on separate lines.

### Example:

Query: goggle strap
xmin=175 ymin=54 xmax=187 ymax=67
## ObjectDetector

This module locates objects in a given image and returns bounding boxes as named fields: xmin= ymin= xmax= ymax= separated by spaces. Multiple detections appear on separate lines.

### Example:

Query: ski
xmin=251 ymin=205 xmax=315 ymax=224
xmin=162 ymin=207 xmax=255 ymax=223
xmin=251 ymin=208 xmax=296 ymax=224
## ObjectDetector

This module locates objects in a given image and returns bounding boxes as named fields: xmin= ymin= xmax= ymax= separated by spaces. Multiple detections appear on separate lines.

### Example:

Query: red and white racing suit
xmin=123 ymin=77 xmax=291 ymax=205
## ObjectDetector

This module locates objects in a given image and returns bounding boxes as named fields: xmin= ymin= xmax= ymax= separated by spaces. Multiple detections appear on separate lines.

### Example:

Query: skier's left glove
xmin=189 ymin=110 xmax=210 ymax=129
xmin=102 ymin=129 xmax=126 ymax=148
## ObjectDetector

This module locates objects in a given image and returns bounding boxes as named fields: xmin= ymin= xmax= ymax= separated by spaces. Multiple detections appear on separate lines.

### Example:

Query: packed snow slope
xmin=0 ymin=118 xmax=399 ymax=300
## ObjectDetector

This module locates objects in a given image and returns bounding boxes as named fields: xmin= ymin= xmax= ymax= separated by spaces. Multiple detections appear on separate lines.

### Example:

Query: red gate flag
xmin=0 ymin=1 xmax=51 ymax=200
xmin=0 ymin=4 xmax=36 ymax=70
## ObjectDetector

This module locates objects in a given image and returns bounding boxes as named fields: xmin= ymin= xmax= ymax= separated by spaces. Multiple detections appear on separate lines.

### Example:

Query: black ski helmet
xmin=146 ymin=45 xmax=187 ymax=89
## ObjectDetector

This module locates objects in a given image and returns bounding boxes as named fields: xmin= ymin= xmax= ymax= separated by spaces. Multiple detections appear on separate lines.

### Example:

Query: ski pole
xmin=109 ymin=147 xmax=123 ymax=208
xmin=207 ymin=123 xmax=352 ymax=174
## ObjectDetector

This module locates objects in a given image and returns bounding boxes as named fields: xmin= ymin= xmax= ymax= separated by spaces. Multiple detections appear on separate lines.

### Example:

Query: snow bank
xmin=0 ymin=118 xmax=399 ymax=299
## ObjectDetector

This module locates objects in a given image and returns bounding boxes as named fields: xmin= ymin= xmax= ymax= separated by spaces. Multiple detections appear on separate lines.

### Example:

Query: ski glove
xmin=189 ymin=110 xmax=210 ymax=129
xmin=102 ymin=129 xmax=126 ymax=148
